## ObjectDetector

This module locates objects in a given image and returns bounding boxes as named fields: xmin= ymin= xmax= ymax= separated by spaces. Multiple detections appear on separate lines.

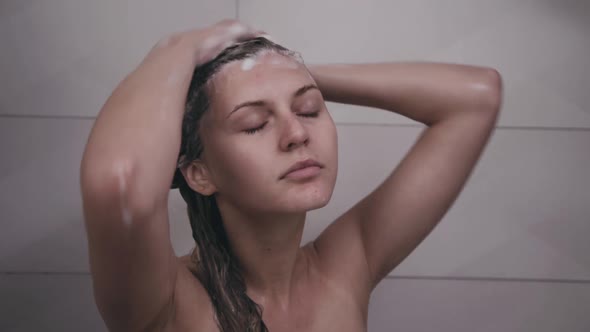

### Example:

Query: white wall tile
xmin=0 ymin=0 xmax=236 ymax=117
xmin=0 ymin=118 xmax=92 ymax=272
xmin=2 ymin=117 xmax=588 ymax=282
xmin=0 ymin=0 xmax=37 ymax=20
xmin=368 ymin=277 xmax=590 ymax=332
xmin=0 ymin=274 xmax=106 ymax=332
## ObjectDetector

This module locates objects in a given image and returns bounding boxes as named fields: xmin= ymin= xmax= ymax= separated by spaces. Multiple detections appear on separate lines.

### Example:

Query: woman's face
xmin=197 ymin=51 xmax=338 ymax=215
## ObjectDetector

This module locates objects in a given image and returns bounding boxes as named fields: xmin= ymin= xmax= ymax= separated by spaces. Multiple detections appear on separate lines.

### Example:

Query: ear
xmin=181 ymin=159 xmax=218 ymax=196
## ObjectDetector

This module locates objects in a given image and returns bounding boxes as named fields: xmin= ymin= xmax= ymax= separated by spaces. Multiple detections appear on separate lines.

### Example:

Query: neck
xmin=216 ymin=197 xmax=306 ymax=309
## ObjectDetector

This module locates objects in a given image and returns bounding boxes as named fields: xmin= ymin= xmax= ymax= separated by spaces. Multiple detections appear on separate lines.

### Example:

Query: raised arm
xmin=79 ymin=20 xmax=261 ymax=331
xmin=308 ymin=62 xmax=502 ymax=294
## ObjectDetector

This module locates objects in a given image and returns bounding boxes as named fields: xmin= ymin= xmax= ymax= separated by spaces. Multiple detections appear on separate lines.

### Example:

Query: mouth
xmin=280 ymin=158 xmax=323 ymax=180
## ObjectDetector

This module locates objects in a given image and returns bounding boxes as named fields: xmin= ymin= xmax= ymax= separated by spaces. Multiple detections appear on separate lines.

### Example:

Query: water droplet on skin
xmin=241 ymin=58 xmax=257 ymax=71
xmin=121 ymin=206 xmax=133 ymax=227
xmin=114 ymin=161 xmax=133 ymax=227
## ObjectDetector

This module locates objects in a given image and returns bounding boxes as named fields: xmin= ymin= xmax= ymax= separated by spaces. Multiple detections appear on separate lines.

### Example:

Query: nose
xmin=280 ymin=113 xmax=310 ymax=151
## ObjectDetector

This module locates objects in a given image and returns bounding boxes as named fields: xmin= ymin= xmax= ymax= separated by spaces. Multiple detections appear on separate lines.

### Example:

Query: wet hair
xmin=170 ymin=37 xmax=302 ymax=331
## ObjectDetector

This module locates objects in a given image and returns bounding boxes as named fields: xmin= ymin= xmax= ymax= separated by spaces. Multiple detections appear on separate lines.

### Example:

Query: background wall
xmin=1 ymin=0 xmax=589 ymax=331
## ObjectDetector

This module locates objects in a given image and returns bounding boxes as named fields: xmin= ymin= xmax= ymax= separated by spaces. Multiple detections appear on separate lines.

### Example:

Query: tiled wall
xmin=1 ymin=0 xmax=589 ymax=331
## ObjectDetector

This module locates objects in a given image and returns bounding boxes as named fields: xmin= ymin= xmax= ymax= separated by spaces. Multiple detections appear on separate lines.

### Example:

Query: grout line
xmin=0 ymin=114 xmax=95 ymax=120
xmin=2 ymin=271 xmax=589 ymax=284
xmin=235 ymin=0 xmax=240 ymax=19
xmin=487 ymin=125 xmax=590 ymax=132
xmin=1 ymin=271 xmax=90 ymax=276
xmin=386 ymin=275 xmax=590 ymax=284
xmin=334 ymin=122 xmax=590 ymax=131
xmin=336 ymin=123 xmax=425 ymax=128
xmin=1 ymin=114 xmax=590 ymax=132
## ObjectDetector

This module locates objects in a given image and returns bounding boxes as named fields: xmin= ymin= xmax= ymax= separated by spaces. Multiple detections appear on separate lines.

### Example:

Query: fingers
xmin=196 ymin=20 xmax=267 ymax=64
xmin=154 ymin=19 xmax=275 ymax=53
xmin=166 ymin=20 xmax=273 ymax=65
xmin=214 ymin=20 xmax=261 ymax=46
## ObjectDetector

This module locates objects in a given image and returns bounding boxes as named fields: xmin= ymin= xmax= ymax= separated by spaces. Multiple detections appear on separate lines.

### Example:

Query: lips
xmin=280 ymin=158 xmax=323 ymax=179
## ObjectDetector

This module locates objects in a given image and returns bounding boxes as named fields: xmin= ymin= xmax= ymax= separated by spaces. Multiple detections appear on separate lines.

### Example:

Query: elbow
xmin=474 ymin=67 xmax=503 ymax=113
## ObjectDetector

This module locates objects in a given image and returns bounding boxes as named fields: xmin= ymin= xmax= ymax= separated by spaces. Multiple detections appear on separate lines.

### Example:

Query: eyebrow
xmin=226 ymin=84 xmax=320 ymax=119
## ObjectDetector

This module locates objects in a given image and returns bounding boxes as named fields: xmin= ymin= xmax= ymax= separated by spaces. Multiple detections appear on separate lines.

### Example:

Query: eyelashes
xmin=244 ymin=125 xmax=265 ymax=134
xmin=243 ymin=111 xmax=320 ymax=135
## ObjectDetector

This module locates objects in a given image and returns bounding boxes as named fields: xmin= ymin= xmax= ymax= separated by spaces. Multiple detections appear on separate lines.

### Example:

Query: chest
xmin=261 ymin=280 xmax=367 ymax=332
xmin=171 ymin=270 xmax=367 ymax=332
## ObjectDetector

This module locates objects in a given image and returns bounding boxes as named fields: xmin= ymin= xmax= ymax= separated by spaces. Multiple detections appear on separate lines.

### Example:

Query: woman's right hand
xmin=154 ymin=19 xmax=266 ymax=66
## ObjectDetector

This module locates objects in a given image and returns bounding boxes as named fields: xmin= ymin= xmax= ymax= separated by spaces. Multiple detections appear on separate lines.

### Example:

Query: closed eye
xmin=300 ymin=111 xmax=320 ymax=118
xmin=243 ymin=111 xmax=320 ymax=135
xmin=244 ymin=122 xmax=267 ymax=135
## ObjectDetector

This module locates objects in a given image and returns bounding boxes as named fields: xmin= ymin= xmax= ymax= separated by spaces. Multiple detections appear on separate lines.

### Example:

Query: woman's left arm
xmin=308 ymin=62 xmax=502 ymax=125
xmin=308 ymin=62 xmax=503 ymax=292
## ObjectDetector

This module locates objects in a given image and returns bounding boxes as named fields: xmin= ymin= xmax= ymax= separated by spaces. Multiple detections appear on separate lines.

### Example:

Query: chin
xmin=305 ymin=199 xmax=330 ymax=212
xmin=286 ymin=186 xmax=334 ymax=212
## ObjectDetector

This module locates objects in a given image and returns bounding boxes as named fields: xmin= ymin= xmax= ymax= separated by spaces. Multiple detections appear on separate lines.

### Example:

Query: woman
xmin=80 ymin=19 xmax=502 ymax=331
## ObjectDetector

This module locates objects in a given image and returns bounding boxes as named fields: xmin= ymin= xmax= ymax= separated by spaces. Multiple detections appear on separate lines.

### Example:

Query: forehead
xmin=209 ymin=51 xmax=315 ymax=109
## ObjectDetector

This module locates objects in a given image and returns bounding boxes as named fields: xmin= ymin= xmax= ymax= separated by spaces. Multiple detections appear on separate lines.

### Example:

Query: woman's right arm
xmin=79 ymin=20 xmax=260 ymax=331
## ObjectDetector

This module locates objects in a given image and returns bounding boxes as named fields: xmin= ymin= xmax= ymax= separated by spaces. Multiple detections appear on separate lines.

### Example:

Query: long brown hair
xmin=170 ymin=37 xmax=302 ymax=331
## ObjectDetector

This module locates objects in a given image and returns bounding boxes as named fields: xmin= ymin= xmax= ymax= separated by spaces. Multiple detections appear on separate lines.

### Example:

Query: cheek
xmin=316 ymin=119 xmax=339 ymax=174
xmin=316 ymin=117 xmax=338 ymax=150
xmin=212 ymin=141 xmax=272 ymax=185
